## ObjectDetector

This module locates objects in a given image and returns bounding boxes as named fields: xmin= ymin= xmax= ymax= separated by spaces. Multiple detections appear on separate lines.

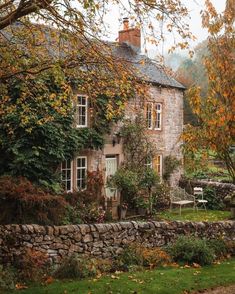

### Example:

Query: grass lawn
xmin=11 ymin=259 xmax=235 ymax=294
xmin=157 ymin=208 xmax=231 ymax=222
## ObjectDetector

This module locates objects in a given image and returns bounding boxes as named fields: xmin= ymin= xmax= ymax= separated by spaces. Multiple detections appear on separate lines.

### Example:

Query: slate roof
xmin=111 ymin=43 xmax=185 ymax=90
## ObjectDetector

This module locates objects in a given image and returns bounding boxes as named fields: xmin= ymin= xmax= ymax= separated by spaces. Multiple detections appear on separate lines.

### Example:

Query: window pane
xmin=76 ymin=157 xmax=87 ymax=190
xmin=76 ymin=96 xmax=87 ymax=127
xmin=146 ymin=103 xmax=152 ymax=129
xmin=61 ymin=160 xmax=72 ymax=192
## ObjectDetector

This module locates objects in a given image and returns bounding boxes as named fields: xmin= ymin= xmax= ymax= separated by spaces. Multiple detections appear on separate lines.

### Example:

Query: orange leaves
xmin=15 ymin=283 xmax=28 ymax=290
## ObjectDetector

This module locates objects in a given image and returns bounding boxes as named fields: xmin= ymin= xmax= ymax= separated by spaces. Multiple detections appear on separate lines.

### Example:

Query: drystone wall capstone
xmin=0 ymin=221 xmax=234 ymax=265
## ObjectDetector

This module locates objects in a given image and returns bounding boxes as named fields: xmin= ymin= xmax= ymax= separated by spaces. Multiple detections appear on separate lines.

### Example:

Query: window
xmin=155 ymin=155 xmax=162 ymax=177
xmin=145 ymin=156 xmax=153 ymax=169
xmin=76 ymin=156 xmax=87 ymax=190
xmin=146 ymin=103 xmax=153 ymax=129
xmin=76 ymin=95 xmax=88 ymax=127
xmin=146 ymin=102 xmax=162 ymax=130
xmin=154 ymin=103 xmax=162 ymax=130
xmin=61 ymin=160 xmax=72 ymax=192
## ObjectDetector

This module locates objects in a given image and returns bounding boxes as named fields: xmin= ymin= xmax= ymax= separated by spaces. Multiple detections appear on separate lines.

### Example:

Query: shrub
xmin=224 ymin=241 xmax=235 ymax=256
xmin=0 ymin=265 xmax=16 ymax=291
xmin=15 ymin=248 xmax=50 ymax=282
xmin=108 ymin=168 xmax=139 ymax=208
xmin=0 ymin=176 xmax=68 ymax=225
xmin=153 ymin=183 xmax=171 ymax=211
xmin=206 ymin=239 xmax=228 ymax=259
xmin=163 ymin=155 xmax=181 ymax=182
xmin=115 ymin=244 xmax=171 ymax=271
xmin=167 ymin=236 xmax=215 ymax=265
xmin=141 ymin=247 xmax=171 ymax=268
xmin=116 ymin=244 xmax=143 ymax=271
xmin=64 ymin=190 xmax=106 ymax=224
xmin=53 ymin=254 xmax=96 ymax=279
xmin=203 ymin=187 xmax=224 ymax=210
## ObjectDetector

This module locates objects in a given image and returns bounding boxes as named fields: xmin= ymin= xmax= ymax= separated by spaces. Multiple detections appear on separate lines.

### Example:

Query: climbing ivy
xmin=0 ymin=67 xmax=125 ymax=191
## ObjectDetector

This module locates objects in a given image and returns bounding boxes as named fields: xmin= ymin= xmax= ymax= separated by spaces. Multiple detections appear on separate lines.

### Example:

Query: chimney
xmin=118 ymin=18 xmax=141 ymax=51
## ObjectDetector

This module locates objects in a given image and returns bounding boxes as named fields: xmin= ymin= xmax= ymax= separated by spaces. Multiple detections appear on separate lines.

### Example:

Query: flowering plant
xmin=121 ymin=202 xmax=128 ymax=210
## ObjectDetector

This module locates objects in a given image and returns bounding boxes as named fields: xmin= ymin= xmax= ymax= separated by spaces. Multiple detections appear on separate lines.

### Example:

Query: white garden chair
xmin=193 ymin=187 xmax=208 ymax=211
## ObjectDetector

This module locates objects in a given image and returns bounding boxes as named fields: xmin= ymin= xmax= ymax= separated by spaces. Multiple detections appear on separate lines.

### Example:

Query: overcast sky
xmin=104 ymin=0 xmax=226 ymax=55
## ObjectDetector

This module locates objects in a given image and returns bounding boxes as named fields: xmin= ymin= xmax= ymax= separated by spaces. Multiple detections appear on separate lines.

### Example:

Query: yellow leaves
xmin=15 ymin=283 xmax=28 ymax=290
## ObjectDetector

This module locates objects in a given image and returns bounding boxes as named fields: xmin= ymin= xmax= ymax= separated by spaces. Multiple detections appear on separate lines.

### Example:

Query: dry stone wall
xmin=179 ymin=179 xmax=235 ymax=200
xmin=1 ymin=221 xmax=234 ymax=265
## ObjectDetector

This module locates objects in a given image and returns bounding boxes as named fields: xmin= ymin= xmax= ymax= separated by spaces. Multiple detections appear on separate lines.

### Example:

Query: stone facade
xmin=64 ymin=20 xmax=185 ymax=217
xmin=1 ymin=221 xmax=234 ymax=265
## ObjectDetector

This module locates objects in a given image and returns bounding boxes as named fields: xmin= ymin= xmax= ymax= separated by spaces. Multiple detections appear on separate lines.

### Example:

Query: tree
xmin=0 ymin=1 xmax=194 ymax=84
xmin=182 ymin=0 xmax=235 ymax=183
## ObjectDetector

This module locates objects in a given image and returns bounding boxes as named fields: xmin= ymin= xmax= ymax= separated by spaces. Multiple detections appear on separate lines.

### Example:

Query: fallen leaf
xmin=111 ymin=275 xmax=120 ymax=279
xmin=192 ymin=263 xmax=201 ymax=268
xmin=15 ymin=284 xmax=28 ymax=290
xmin=44 ymin=276 xmax=54 ymax=285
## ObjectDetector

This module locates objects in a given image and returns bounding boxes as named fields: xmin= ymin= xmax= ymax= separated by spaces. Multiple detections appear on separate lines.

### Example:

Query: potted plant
xmin=118 ymin=202 xmax=128 ymax=219
xmin=136 ymin=196 xmax=148 ymax=215
xmin=107 ymin=167 xmax=138 ymax=220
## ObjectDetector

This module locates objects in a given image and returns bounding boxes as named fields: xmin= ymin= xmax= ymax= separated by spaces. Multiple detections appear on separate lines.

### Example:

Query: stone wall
xmin=1 ymin=221 xmax=234 ymax=265
xmin=179 ymin=178 xmax=235 ymax=200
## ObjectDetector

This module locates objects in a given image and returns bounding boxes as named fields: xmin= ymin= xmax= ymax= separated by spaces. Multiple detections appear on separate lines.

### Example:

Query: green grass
xmin=157 ymin=208 xmax=230 ymax=222
xmin=9 ymin=259 xmax=235 ymax=294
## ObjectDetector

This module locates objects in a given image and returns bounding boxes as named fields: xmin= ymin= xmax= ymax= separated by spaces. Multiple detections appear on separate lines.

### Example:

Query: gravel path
xmin=195 ymin=284 xmax=235 ymax=294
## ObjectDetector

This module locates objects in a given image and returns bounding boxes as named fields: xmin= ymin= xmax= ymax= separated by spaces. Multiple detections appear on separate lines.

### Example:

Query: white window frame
xmin=154 ymin=103 xmax=162 ymax=130
xmin=76 ymin=156 xmax=87 ymax=190
xmin=146 ymin=102 xmax=153 ymax=129
xmin=145 ymin=156 xmax=153 ymax=169
xmin=76 ymin=95 xmax=88 ymax=128
xmin=61 ymin=159 xmax=73 ymax=193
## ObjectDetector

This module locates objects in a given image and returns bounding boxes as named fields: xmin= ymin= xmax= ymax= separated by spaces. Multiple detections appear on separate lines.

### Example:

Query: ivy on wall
xmin=0 ymin=67 xmax=126 ymax=191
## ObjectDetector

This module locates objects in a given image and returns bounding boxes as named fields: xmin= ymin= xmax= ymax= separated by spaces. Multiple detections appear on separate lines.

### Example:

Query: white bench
xmin=170 ymin=187 xmax=196 ymax=215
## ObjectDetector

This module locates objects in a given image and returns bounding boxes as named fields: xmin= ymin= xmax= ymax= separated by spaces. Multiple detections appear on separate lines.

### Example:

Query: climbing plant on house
xmin=0 ymin=66 xmax=127 ymax=191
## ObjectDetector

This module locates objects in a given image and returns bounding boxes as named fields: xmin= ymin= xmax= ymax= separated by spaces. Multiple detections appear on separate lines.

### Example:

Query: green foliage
xmin=140 ymin=168 xmax=159 ymax=191
xmin=167 ymin=236 xmax=214 ymax=265
xmin=163 ymin=155 xmax=181 ymax=182
xmin=121 ymin=115 xmax=156 ymax=172
xmin=54 ymin=254 xmax=96 ymax=279
xmin=64 ymin=171 xmax=106 ymax=224
xmin=0 ymin=265 xmax=16 ymax=291
xmin=0 ymin=73 xmax=118 ymax=191
xmin=108 ymin=167 xmax=139 ymax=207
xmin=92 ymin=94 xmax=125 ymax=134
xmin=116 ymin=244 xmax=171 ymax=272
xmin=203 ymin=187 xmax=224 ymax=210
xmin=153 ymin=183 xmax=171 ymax=211
xmin=76 ymin=128 xmax=104 ymax=150
xmin=116 ymin=245 xmax=144 ymax=271
xmin=0 ymin=176 xmax=68 ymax=225
xmin=0 ymin=69 xmax=81 ymax=189
xmin=206 ymin=239 xmax=228 ymax=259
xmin=15 ymin=248 xmax=50 ymax=282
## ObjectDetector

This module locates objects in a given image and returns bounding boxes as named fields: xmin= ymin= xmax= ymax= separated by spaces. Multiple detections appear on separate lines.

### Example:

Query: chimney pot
xmin=118 ymin=19 xmax=141 ymax=51
xmin=123 ymin=17 xmax=129 ymax=30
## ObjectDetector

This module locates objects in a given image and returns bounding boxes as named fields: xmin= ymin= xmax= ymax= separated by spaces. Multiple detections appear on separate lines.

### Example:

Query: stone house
xmin=61 ymin=19 xmax=185 ymax=217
